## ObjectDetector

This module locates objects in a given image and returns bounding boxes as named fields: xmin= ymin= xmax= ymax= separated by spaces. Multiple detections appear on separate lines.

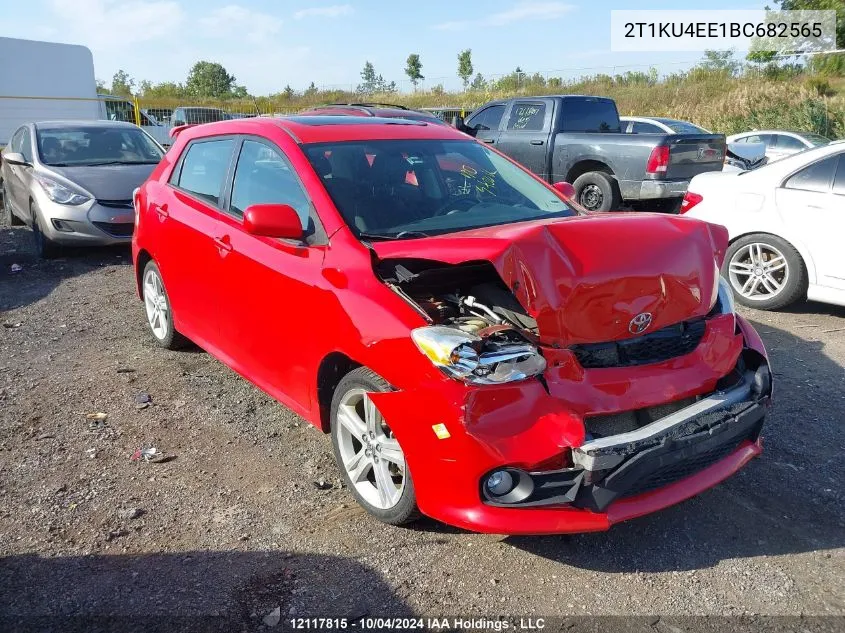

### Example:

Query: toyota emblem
xmin=629 ymin=312 xmax=653 ymax=335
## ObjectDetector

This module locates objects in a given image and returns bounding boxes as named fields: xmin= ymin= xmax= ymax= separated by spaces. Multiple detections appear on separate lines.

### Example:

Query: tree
xmin=304 ymin=82 xmax=318 ymax=96
xmin=96 ymin=79 xmax=110 ymax=94
xmin=356 ymin=61 xmax=395 ymax=95
xmin=405 ymin=53 xmax=424 ymax=89
xmin=771 ymin=0 xmax=844 ymax=75
xmin=283 ymin=84 xmax=295 ymax=100
xmin=457 ymin=49 xmax=473 ymax=89
xmin=138 ymin=81 xmax=186 ymax=99
xmin=697 ymin=50 xmax=740 ymax=75
xmin=470 ymin=72 xmax=486 ymax=91
xmin=111 ymin=69 xmax=134 ymax=97
xmin=186 ymin=61 xmax=237 ymax=99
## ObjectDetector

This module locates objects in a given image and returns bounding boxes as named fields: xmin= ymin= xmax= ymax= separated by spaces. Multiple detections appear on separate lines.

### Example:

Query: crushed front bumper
xmin=485 ymin=365 xmax=769 ymax=512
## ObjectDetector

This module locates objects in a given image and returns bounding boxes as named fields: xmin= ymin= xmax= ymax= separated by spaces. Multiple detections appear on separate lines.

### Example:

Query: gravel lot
xmin=0 ymin=225 xmax=843 ymax=632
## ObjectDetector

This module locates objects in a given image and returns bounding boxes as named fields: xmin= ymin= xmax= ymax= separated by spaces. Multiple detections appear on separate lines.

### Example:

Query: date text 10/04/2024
xmin=289 ymin=617 xmax=547 ymax=630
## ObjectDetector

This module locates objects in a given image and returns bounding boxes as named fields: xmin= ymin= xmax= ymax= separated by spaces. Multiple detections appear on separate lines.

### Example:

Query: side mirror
xmin=243 ymin=204 xmax=304 ymax=240
xmin=453 ymin=115 xmax=475 ymax=136
xmin=553 ymin=181 xmax=576 ymax=199
xmin=2 ymin=152 xmax=29 ymax=166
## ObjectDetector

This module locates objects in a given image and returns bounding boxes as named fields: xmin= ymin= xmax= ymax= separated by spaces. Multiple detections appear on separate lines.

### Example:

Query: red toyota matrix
xmin=132 ymin=116 xmax=771 ymax=534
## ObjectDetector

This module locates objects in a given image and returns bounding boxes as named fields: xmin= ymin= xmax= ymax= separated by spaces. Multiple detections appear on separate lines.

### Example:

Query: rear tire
xmin=722 ymin=234 xmax=807 ymax=310
xmin=141 ymin=260 xmax=187 ymax=349
xmin=31 ymin=201 xmax=61 ymax=259
xmin=572 ymin=171 xmax=621 ymax=212
xmin=330 ymin=367 xmax=420 ymax=526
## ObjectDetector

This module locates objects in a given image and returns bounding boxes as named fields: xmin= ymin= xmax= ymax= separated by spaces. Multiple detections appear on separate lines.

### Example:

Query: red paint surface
xmin=134 ymin=117 xmax=768 ymax=534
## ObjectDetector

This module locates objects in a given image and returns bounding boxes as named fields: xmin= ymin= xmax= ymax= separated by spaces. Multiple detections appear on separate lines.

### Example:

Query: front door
xmin=214 ymin=137 xmax=326 ymax=414
xmin=495 ymin=100 xmax=553 ymax=179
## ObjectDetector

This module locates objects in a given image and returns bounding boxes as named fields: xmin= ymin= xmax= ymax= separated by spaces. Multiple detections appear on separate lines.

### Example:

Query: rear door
xmin=662 ymin=135 xmax=726 ymax=180
xmin=775 ymin=151 xmax=845 ymax=289
xmin=156 ymin=136 xmax=236 ymax=347
xmin=4 ymin=127 xmax=26 ymax=215
xmin=495 ymin=99 xmax=554 ymax=178
xmin=464 ymin=103 xmax=506 ymax=146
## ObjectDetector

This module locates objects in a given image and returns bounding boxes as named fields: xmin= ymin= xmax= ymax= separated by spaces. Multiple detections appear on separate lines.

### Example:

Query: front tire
xmin=330 ymin=367 xmax=420 ymax=526
xmin=141 ymin=260 xmax=186 ymax=349
xmin=573 ymin=171 xmax=621 ymax=212
xmin=723 ymin=234 xmax=807 ymax=310
xmin=31 ymin=201 xmax=61 ymax=259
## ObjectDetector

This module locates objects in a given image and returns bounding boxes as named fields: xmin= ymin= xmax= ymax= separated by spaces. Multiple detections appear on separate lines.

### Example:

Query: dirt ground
xmin=0 ymin=225 xmax=843 ymax=632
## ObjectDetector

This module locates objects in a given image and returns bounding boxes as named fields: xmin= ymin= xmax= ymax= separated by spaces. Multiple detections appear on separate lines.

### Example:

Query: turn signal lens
xmin=680 ymin=191 xmax=703 ymax=214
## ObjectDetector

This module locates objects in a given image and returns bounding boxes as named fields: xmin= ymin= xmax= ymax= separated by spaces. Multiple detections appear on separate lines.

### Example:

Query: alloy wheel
xmin=580 ymin=184 xmax=603 ymax=210
xmin=335 ymin=388 xmax=406 ymax=510
xmin=143 ymin=268 xmax=170 ymax=340
xmin=727 ymin=242 xmax=789 ymax=301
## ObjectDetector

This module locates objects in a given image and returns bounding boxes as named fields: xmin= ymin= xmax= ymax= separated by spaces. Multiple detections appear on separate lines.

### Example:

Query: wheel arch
xmin=316 ymin=351 xmax=362 ymax=432
xmin=728 ymin=230 xmax=817 ymax=285
xmin=564 ymin=159 xmax=615 ymax=183
xmin=135 ymin=249 xmax=154 ymax=298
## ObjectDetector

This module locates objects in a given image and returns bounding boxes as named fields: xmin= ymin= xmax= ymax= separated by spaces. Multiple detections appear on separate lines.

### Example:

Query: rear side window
xmin=560 ymin=98 xmax=621 ymax=133
xmin=506 ymin=102 xmax=546 ymax=131
xmin=229 ymin=140 xmax=311 ymax=227
xmin=737 ymin=134 xmax=773 ymax=146
xmin=775 ymin=135 xmax=806 ymax=151
xmin=468 ymin=105 xmax=505 ymax=131
xmin=833 ymin=155 xmax=845 ymax=196
xmin=172 ymin=138 xmax=235 ymax=205
xmin=631 ymin=122 xmax=662 ymax=134
xmin=784 ymin=155 xmax=837 ymax=193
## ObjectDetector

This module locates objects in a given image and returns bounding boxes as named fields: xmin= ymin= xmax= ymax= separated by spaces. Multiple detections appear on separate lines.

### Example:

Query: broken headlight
xmin=411 ymin=326 xmax=546 ymax=385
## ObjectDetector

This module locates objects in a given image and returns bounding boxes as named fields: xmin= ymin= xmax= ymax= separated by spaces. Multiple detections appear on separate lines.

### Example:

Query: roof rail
xmin=328 ymin=102 xmax=410 ymax=110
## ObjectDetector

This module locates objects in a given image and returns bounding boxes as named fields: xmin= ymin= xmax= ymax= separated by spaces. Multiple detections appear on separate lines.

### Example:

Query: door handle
xmin=482 ymin=138 xmax=496 ymax=144
xmin=213 ymin=235 xmax=233 ymax=253
xmin=151 ymin=202 xmax=168 ymax=219
xmin=530 ymin=140 xmax=544 ymax=145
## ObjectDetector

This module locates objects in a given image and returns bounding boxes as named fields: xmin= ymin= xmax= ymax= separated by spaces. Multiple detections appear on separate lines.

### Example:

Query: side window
xmin=229 ymin=140 xmax=311 ymax=229
xmin=172 ymin=109 xmax=184 ymax=125
xmin=776 ymin=135 xmax=806 ymax=151
xmin=469 ymin=105 xmax=505 ymax=131
xmin=784 ymin=155 xmax=837 ymax=193
xmin=506 ymin=102 xmax=546 ymax=131
xmin=172 ymin=138 xmax=235 ymax=205
xmin=20 ymin=128 xmax=33 ymax=162
xmin=743 ymin=134 xmax=773 ymax=146
xmin=9 ymin=128 xmax=24 ymax=153
xmin=833 ymin=155 xmax=845 ymax=196
xmin=560 ymin=98 xmax=621 ymax=133
xmin=631 ymin=122 xmax=662 ymax=134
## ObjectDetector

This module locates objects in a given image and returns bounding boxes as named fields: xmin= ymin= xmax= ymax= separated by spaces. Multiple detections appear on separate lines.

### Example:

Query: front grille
xmin=92 ymin=221 xmax=134 ymax=237
xmin=621 ymin=440 xmax=741 ymax=498
xmin=571 ymin=319 xmax=707 ymax=369
xmin=97 ymin=199 xmax=133 ymax=209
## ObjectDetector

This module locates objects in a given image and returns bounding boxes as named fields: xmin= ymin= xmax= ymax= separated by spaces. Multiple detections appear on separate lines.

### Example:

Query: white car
xmin=621 ymin=117 xmax=765 ymax=172
xmin=682 ymin=141 xmax=845 ymax=310
xmin=727 ymin=130 xmax=830 ymax=162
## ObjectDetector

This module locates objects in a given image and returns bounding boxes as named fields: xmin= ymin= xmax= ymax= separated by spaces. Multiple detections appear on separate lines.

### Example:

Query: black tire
xmin=30 ymin=201 xmax=61 ymax=259
xmin=141 ymin=260 xmax=188 ymax=350
xmin=0 ymin=180 xmax=23 ymax=227
xmin=722 ymin=234 xmax=807 ymax=311
xmin=572 ymin=171 xmax=621 ymax=212
xmin=330 ymin=367 xmax=420 ymax=526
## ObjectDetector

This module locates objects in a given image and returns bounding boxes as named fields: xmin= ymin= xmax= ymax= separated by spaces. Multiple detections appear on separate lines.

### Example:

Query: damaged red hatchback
xmin=132 ymin=116 xmax=772 ymax=534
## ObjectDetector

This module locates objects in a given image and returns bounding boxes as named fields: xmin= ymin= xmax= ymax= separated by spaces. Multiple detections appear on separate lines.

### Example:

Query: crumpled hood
xmin=47 ymin=164 xmax=156 ymax=200
xmin=372 ymin=214 xmax=728 ymax=346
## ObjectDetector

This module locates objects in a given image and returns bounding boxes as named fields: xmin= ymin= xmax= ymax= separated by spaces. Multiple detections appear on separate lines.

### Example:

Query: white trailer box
xmin=0 ymin=37 xmax=99 ymax=146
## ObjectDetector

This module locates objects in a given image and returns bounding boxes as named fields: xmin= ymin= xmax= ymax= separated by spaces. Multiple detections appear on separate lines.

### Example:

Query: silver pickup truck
xmin=457 ymin=96 xmax=726 ymax=212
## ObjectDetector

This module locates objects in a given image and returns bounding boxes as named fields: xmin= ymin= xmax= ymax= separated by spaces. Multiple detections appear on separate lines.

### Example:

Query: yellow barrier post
xmin=133 ymin=96 xmax=141 ymax=127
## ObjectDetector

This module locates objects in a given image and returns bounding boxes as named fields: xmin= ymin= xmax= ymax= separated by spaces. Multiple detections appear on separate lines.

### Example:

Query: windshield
xmin=304 ymin=139 xmax=573 ymax=239
xmin=803 ymin=133 xmax=830 ymax=147
xmin=654 ymin=118 xmax=709 ymax=134
xmin=36 ymin=127 xmax=164 ymax=167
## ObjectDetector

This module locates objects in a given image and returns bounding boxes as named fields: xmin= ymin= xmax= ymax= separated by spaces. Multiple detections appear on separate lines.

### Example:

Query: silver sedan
xmin=0 ymin=120 xmax=164 ymax=257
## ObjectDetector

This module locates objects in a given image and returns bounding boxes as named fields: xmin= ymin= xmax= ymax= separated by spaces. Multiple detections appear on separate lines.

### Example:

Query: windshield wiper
xmin=85 ymin=160 xmax=160 ymax=166
xmin=358 ymin=230 xmax=430 ymax=241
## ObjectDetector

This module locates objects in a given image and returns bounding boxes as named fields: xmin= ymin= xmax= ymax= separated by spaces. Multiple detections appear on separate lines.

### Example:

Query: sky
xmin=0 ymin=0 xmax=767 ymax=96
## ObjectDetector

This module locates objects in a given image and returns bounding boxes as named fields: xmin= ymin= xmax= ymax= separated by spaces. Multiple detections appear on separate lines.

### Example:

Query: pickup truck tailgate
xmin=664 ymin=134 xmax=726 ymax=180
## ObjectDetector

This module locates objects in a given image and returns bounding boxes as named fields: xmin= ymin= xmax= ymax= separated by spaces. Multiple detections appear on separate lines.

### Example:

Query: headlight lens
xmin=34 ymin=174 xmax=90 ymax=206
xmin=411 ymin=326 xmax=546 ymax=385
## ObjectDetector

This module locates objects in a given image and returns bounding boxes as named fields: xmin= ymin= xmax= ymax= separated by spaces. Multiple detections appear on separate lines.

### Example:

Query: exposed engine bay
xmin=376 ymin=258 xmax=546 ymax=385
xmin=377 ymin=258 xmax=537 ymax=334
